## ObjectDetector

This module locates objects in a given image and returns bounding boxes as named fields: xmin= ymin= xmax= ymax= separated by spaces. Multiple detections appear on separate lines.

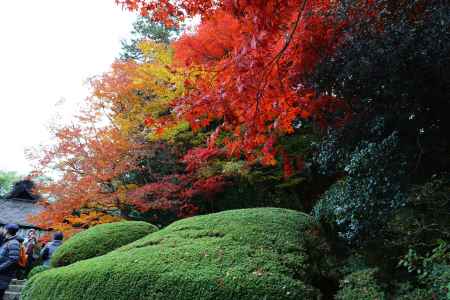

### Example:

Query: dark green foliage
xmin=335 ymin=268 xmax=385 ymax=300
xmin=120 ymin=16 xmax=179 ymax=61
xmin=313 ymin=1 xmax=450 ymax=179
xmin=426 ymin=264 xmax=450 ymax=299
xmin=398 ymin=240 xmax=450 ymax=296
xmin=384 ymin=176 xmax=450 ymax=262
xmin=338 ymin=254 xmax=370 ymax=277
xmin=394 ymin=264 xmax=450 ymax=299
xmin=314 ymin=2 xmax=450 ymax=127
xmin=314 ymin=130 xmax=407 ymax=242
xmin=0 ymin=170 xmax=20 ymax=197
xmin=50 ymin=221 xmax=158 ymax=267
xmin=213 ymin=170 xmax=316 ymax=214
xmin=309 ymin=3 xmax=450 ymax=297
xmin=394 ymin=281 xmax=434 ymax=300
xmin=27 ymin=266 xmax=50 ymax=279
xmin=210 ymin=127 xmax=331 ymax=214
xmin=23 ymin=208 xmax=335 ymax=300
xmin=396 ymin=289 xmax=434 ymax=300
xmin=312 ymin=2 xmax=450 ymax=245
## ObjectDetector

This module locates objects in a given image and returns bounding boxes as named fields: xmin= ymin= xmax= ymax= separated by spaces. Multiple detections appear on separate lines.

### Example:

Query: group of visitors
xmin=0 ymin=224 xmax=63 ymax=299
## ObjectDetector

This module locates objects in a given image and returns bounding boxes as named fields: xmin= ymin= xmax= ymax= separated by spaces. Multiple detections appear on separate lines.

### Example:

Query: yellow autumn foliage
xmin=92 ymin=41 xmax=188 ymax=141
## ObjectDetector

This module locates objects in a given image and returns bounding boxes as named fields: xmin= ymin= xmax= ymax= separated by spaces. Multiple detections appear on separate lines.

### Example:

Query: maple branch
xmin=254 ymin=0 xmax=308 ymax=122
xmin=264 ymin=0 xmax=308 ymax=69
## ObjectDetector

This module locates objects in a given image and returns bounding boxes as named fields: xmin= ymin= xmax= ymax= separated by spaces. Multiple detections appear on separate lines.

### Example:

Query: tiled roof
xmin=0 ymin=198 xmax=43 ymax=228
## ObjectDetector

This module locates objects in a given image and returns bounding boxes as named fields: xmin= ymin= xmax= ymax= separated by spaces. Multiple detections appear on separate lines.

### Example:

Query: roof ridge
xmin=2 ymin=197 xmax=39 ymax=203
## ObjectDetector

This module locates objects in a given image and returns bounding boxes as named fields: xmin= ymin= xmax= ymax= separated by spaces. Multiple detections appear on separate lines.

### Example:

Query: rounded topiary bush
xmin=23 ymin=208 xmax=334 ymax=300
xmin=50 ymin=221 xmax=158 ymax=267
xmin=27 ymin=265 xmax=50 ymax=279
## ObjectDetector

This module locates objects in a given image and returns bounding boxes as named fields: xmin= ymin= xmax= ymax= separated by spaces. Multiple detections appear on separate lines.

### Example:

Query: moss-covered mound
xmin=23 ymin=208 xmax=333 ymax=300
xmin=50 ymin=221 xmax=158 ymax=267
xmin=27 ymin=265 xmax=50 ymax=279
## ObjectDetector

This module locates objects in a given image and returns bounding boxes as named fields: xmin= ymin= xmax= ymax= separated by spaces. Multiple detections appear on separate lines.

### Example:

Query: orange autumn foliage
xmin=28 ymin=41 xmax=226 ymax=233
xmin=28 ymin=108 xmax=140 ymax=233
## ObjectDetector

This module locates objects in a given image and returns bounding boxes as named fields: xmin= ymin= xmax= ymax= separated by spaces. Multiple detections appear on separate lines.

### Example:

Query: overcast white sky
xmin=0 ymin=0 xmax=135 ymax=175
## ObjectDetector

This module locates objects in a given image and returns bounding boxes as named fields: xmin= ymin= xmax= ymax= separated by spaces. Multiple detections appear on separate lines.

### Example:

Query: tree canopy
xmin=0 ymin=170 xmax=21 ymax=197
xmin=27 ymin=1 xmax=450 ymax=297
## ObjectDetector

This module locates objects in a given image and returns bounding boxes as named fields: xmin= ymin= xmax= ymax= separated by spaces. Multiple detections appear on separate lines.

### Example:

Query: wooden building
xmin=0 ymin=180 xmax=45 ymax=237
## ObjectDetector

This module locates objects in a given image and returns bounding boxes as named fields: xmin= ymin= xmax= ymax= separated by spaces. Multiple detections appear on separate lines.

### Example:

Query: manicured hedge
xmin=23 ymin=208 xmax=332 ymax=300
xmin=27 ymin=265 xmax=50 ymax=279
xmin=50 ymin=221 xmax=158 ymax=267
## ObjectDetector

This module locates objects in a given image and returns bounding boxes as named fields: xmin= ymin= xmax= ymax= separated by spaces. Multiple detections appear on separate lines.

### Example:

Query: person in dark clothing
xmin=24 ymin=229 xmax=38 ymax=273
xmin=0 ymin=224 xmax=20 ymax=299
xmin=40 ymin=231 xmax=64 ymax=267
xmin=0 ymin=232 xmax=4 ymax=247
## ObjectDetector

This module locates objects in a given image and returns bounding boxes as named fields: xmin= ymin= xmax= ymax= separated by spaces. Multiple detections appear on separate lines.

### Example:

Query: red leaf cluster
xmin=120 ymin=0 xmax=357 ymax=163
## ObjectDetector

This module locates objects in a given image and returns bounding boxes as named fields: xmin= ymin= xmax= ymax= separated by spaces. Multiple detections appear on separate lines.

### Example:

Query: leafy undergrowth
xmin=335 ymin=268 xmax=386 ymax=300
xmin=50 ymin=221 xmax=158 ymax=267
xmin=23 ymin=208 xmax=335 ymax=300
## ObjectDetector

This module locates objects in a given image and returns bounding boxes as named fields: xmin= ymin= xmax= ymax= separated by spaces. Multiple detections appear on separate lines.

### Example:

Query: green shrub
xmin=396 ymin=288 xmax=434 ymax=300
xmin=50 ymin=221 xmax=158 ymax=267
xmin=312 ymin=1 xmax=450 ymax=245
xmin=27 ymin=265 xmax=50 ymax=279
xmin=314 ymin=130 xmax=407 ymax=243
xmin=427 ymin=264 xmax=450 ymax=300
xmin=23 ymin=208 xmax=333 ymax=300
xmin=394 ymin=264 xmax=450 ymax=299
xmin=384 ymin=177 xmax=450 ymax=260
xmin=336 ymin=268 xmax=385 ymax=300
xmin=339 ymin=254 xmax=370 ymax=276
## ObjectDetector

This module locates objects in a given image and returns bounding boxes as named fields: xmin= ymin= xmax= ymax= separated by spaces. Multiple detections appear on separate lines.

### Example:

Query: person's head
xmin=5 ymin=224 xmax=19 ymax=237
xmin=28 ymin=229 xmax=36 ymax=238
xmin=53 ymin=231 xmax=63 ymax=241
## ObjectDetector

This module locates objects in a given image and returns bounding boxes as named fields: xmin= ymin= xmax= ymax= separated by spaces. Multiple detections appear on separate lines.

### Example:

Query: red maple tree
xmin=118 ymin=0 xmax=354 ymax=165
